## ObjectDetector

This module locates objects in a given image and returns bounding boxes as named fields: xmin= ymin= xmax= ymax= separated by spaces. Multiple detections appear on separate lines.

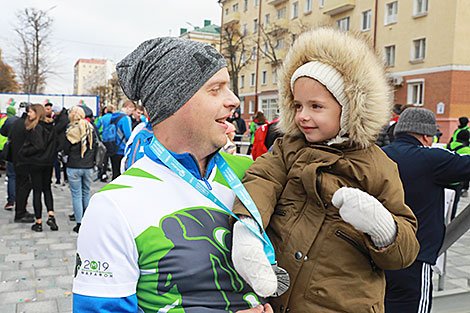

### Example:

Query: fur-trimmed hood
xmin=278 ymin=27 xmax=392 ymax=149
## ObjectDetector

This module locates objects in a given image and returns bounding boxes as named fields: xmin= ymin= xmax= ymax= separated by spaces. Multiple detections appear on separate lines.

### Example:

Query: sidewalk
xmin=0 ymin=172 xmax=469 ymax=312
xmin=0 ymin=175 xmax=105 ymax=313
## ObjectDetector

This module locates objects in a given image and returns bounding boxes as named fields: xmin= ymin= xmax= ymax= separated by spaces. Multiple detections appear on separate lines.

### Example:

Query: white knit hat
xmin=290 ymin=61 xmax=349 ymax=145
xmin=290 ymin=61 xmax=349 ymax=108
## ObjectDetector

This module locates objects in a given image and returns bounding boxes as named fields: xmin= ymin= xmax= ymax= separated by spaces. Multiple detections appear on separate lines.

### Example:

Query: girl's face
xmin=293 ymin=77 xmax=342 ymax=143
xmin=27 ymin=109 xmax=37 ymax=121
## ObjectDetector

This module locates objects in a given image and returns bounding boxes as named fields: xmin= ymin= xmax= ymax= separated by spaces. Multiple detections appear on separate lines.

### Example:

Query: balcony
xmin=224 ymin=11 xmax=240 ymax=25
xmin=267 ymin=0 xmax=288 ymax=6
xmin=266 ymin=18 xmax=288 ymax=36
xmin=322 ymin=0 xmax=355 ymax=16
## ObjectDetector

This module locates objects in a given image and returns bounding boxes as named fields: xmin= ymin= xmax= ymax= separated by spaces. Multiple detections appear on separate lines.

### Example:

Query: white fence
xmin=0 ymin=92 xmax=99 ymax=116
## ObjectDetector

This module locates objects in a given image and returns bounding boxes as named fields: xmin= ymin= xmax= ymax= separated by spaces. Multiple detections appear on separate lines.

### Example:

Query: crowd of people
xmin=2 ymin=27 xmax=470 ymax=313
xmin=0 ymin=97 xmax=147 ymax=234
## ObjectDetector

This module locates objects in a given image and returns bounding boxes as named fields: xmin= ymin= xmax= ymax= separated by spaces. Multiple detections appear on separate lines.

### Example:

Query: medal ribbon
xmin=148 ymin=137 xmax=276 ymax=265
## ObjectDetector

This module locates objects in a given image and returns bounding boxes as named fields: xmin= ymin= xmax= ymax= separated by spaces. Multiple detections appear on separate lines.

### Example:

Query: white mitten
xmin=332 ymin=187 xmax=397 ymax=248
xmin=232 ymin=216 xmax=277 ymax=297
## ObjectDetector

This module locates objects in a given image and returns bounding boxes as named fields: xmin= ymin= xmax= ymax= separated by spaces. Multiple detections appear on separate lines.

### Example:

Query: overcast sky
xmin=0 ymin=0 xmax=222 ymax=94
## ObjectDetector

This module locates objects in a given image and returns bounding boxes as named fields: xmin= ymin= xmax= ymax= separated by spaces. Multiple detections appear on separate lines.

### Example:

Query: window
xmin=264 ymin=14 xmax=270 ymax=27
xmin=292 ymin=2 xmax=299 ymax=19
xmin=251 ymin=46 xmax=257 ymax=60
xmin=253 ymin=19 xmax=258 ymax=33
xmin=240 ymin=75 xmax=245 ymax=89
xmin=277 ymin=7 xmax=287 ymax=19
xmin=242 ymin=23 xmax=247 ymax=36
xmin=241 ymin=51 xmax=246 ymax=63
xmin=414 ymin=0 xmax=428 ymax=16
xmin=407 ymin=80 xmax=424 ymax=106
xmin=261 ymin=71 xmax=267 ymax=85
xmin=305 ymin=0 xmax=312 ymax=13
xmin=361 ymin=10 xmax=371 ymax=31
xmin=319 ymin=0 xmax=325 ymax=8
xmin=249 ymin=100 xmax=255 ymax=114
xmin=385 ymin=1 xmax=398 ymax=25
xmin=225 ymin=8 xmax=229 ymax=15
xmin=384 ymin=45 xmax=396 ymax=67
xmin=272 ymin=69 xmax=278 ymax=84
xmin=240 ymin=98 xmax=245 ymax=114
xmin=250 ymin=73 xmax=256 ymax=87
xmin=412 ymin=38 xmax=426 ymax=61
xmin=254 ymin=0 xmax=259 ymax=6
xmin=275 ymin=38 xmax=285 ymax=50
xmin=244 ymin=0 xmax=248 ymax=11
xmin=336 ymin=17 xmax=350 ymax=31
xmin=233 ymin=3 xmax=238 ymax=12
xmin=262 ymin=43 xmax=268 ymax=57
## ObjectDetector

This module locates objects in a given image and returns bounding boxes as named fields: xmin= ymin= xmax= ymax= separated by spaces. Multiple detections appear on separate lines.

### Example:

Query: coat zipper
xmin=335 ymin=230 xmax=378 ymax=271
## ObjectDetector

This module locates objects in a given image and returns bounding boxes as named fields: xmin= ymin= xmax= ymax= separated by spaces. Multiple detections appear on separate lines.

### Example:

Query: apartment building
xmin=180 ymin=20 xmax=221 ymax=51
xmin=73 ymin=59 xmax=115 ymax=95
xmin=219 ymin=0 xmax=470 ymax=140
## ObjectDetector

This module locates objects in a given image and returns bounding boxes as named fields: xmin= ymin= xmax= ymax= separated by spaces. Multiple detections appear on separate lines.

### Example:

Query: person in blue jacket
xmin=382 ymin=108 xmax=470 ymax=313
xmin=97 ymin=104 xmax=132 ymax=180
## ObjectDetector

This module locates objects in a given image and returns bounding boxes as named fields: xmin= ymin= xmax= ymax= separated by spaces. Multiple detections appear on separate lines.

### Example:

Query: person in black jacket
xmin=52 ymin=105 xmax=69 ymax=185
xmin=19 ymin=104 xmax=58 ymax=232
xmin=383 ymin=108 xmax=470 ymax=313
xmin=5 ymin=103 xmax=35 ymax=223
xmin=63 ymin=107 xmax=96 ymax=233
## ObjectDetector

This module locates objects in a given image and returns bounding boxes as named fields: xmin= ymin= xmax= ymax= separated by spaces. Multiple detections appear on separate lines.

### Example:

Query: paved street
xmin=0 ymin=173 xmax=106 ymax=313
xmin=0 ymin=169 xmax=469 ymax=312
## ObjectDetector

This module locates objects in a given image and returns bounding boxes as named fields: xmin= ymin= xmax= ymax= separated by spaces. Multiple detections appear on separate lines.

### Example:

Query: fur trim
xmin=278 ymin=27 xmax=392 ymax=149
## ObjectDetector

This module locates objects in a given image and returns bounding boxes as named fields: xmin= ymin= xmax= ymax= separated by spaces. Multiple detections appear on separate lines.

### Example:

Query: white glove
xmin=232 ymin=216 xmax=277 ymax=297
xmin=332 ymin=187 xmax=397 ymax=248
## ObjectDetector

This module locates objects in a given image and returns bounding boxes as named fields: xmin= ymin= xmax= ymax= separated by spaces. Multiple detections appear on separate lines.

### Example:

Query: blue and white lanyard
xmin=148 ymin=137 xmax=276 ymax=265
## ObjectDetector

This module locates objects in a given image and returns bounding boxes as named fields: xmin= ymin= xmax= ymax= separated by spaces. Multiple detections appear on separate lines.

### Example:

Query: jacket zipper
xmin=189 ymin=154 xmax=212 ymax=190
xmin=335 ymin=230 xmax=378 ymax=271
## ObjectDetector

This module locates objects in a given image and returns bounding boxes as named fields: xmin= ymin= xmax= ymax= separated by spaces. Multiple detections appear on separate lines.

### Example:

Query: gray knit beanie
xmin=116 ymin=37 xmax=227 ymax=126
xmin=394 ymin=107 xmax=437 ymax=136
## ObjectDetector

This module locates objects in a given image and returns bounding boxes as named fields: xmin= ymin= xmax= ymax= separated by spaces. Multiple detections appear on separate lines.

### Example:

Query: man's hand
xmin=332 ymin=187 xmax=397 ymax=248
xmin=237 ymin=304 xmax=273 ymax=313
xmin=232 ymin=217 xmax=278 ymax=297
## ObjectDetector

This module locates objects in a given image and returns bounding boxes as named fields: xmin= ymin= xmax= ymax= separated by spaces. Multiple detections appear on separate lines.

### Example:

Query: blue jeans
xmin=6 ymin=162 xmax=16 ymax=202
xmin=67 ymin=168 xmax=94 ymax=223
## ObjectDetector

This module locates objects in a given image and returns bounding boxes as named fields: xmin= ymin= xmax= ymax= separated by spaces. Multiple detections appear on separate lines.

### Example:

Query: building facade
xmin=180 ymin=20 xmax=221 ymax=51
xmin=73 ymin=59 xmax=115 ymax=95
xmin=219 ymin=0 xmax=470 ymax=141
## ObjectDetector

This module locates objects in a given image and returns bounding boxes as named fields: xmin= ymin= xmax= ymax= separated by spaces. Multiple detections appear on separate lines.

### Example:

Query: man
xmin=52 ymin=104 xmax=69 ymax=185
xmin=44 ymin=102 xmax=53 ymax=118
xmin=383 ymin=108 xmax=470 ymax=313
xmin=73 ymin=37 xmax=272 ymax=313
xmin=0 ymin=106 xmax=19 ymax=210
xmin=449 ymin=116 xmax=470 ymax=196
xmin=131 ymin=103 xmax=145 ymax=129
xmin=7 ymin=103 xmax=34 ymax=223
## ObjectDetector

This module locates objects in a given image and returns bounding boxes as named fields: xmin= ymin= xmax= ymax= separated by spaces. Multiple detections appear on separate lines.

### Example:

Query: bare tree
xmin=89 ymin=73 xmax=125 ymax=107
xmin=221 ymin=24 xmax=255 ymax=97
xmin=0 ymin=49 xmax=19 ymax=92
xmin=14 ymin=8 xmax=54 ymax=93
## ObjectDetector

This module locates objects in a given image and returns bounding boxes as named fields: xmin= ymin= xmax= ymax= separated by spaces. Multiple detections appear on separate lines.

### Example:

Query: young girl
xmin=19 ymin=104 xmax=58 ymax=232
xmin=231 ymin=28 xmax=420 ymax=313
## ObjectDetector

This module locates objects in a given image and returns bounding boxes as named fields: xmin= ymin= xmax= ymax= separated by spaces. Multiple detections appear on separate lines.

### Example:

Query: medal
xmin=272 ymin=263 xmax=290 ymax=297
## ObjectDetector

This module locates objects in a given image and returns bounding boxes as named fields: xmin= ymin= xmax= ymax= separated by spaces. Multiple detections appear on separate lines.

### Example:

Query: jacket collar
xmin=395 ymin=134 xmax=423 ymax=146
xmin=144 ymin=142 xmax=217 ymax=180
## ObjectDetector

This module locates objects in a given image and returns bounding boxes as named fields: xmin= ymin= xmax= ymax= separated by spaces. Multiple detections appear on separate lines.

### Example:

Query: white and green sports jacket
xmin=73 ymin=149 xmax=261 ymax=313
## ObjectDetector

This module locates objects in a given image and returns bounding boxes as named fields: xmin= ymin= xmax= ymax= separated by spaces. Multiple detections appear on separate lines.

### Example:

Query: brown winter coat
xmin=233 ymin=136 xmax=419 ymax=313
xmin=232 ymin=28 xmax=419 ymax=313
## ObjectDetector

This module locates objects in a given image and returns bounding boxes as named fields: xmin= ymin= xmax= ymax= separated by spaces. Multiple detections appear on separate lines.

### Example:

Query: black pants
xmin=110 ymin=154 xmax=123 ymax=180
xmin=385 ymin=260 xmax=433 ymax=313
xmin=14 ymin=164 xmax=32 ymax=219
xmin=29 ymin=165 xmax=54 ymax=220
